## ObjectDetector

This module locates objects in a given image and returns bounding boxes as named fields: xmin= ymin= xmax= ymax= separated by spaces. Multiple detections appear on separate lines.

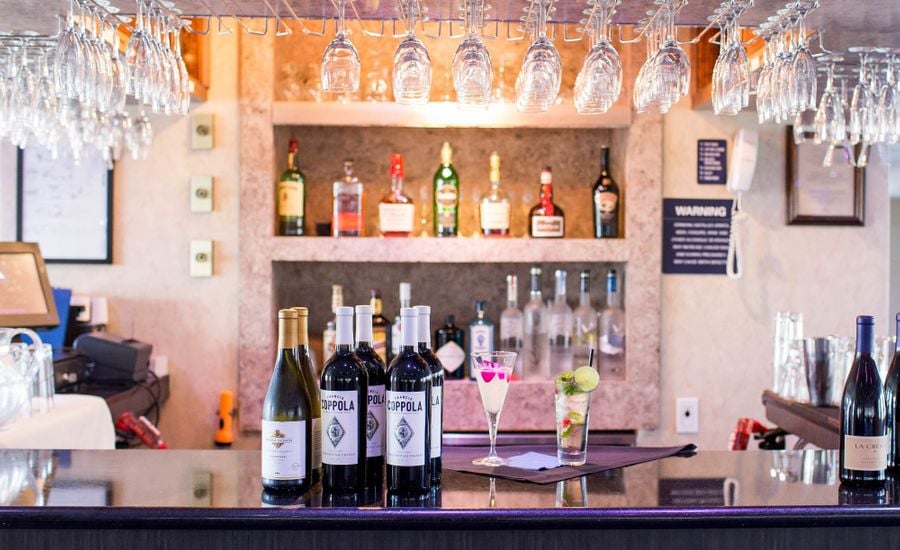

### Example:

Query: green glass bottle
xmin=277 ymin=139 xmax=306 ymax=236
xmin=433 ymin=142 xmax=460 ymax=237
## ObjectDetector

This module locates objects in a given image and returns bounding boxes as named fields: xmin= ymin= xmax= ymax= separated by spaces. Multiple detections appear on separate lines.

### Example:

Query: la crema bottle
xmin=386 ymin=307 xmax=432 ymax=496
xmin=882 ymin=313 xmax=900 ymax=470
xmin=354 ymin=304 xmax=387 ymax=488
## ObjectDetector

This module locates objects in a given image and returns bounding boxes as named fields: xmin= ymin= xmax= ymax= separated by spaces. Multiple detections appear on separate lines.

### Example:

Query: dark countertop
xmin=0 ymin=448 xmax=898 ymax=530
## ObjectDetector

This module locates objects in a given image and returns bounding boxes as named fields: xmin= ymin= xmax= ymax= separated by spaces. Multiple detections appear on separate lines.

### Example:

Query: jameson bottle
xmin=840 ymin=315 xmax=888 ymax=484
xmin=416 ymin=305 xmax=444 ymax=485
xmin=320 ymin=307 xmax=368 ymax=493
xmin=434 ymin=315 xmax=466 ymax=380
xmin=433 ymin=142 xmax=460 ymax=237
xmin=592 ymin=146 xmax=620 ymax=238
xmin=277 ymin=138 xmax=306 ymax=236
xmin=291 ymin=307 xmax=322 ymax=484
xmin=355 ymin=304 xmax=387 ymax=488
xmin=386 ymin=308 xmax=432 ymax=496
xmin=261 ymin=309 xmax=312 ymax=493
xmin=883 ymin=314 xmax=900 ymax=470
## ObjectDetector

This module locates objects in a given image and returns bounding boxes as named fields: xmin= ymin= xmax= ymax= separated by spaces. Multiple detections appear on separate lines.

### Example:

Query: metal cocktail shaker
xmin=802 ymin=337 xmax=835 ymax=407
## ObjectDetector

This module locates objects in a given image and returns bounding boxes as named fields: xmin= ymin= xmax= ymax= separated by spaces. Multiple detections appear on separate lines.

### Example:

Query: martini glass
xmin=471 ymin=351 xmax=517 ymax=467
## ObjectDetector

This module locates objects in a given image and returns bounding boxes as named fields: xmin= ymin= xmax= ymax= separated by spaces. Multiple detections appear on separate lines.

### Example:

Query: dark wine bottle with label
xmin=415 ymin=305 xmax=443 ymax=485
xmin=435 ymin=315 xmax=465 ymax=380
xmin=261 ymin=309 xmax=312 ymax=493
xmin=320 ymin=306 xmax=368 ymax=494
xmin=370 ymin=290 xmax=392 ymax=366
xmin=592 ymin=146 xmax=620 ymax=238
xmin=883 ymin=313 xmax=900 ymax=470
xmin=354 ymin=304 xmax=387 ymax=488
xmin=386 ymin=307 xmax=432 ymax=496
xmin=840 ymin=315 xmax=888 ymax=484
xmin=291 ymin=307 xmax=322 ymax=484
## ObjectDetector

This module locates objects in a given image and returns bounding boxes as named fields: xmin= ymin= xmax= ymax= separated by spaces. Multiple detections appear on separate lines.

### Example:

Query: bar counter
xmin=2 ymin=449 xmax=899 ymax=549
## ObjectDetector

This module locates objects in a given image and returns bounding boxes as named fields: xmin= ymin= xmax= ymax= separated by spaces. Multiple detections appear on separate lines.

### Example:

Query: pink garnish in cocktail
xmin=478 ymin=360 xmax=508 ymax=383
xmin=480 ymin=370 xmax=496 ymax=383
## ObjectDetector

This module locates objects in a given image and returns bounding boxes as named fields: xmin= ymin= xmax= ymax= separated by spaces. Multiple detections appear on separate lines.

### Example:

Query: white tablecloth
xmin=0 ymin=394 xmax=115 ymax=450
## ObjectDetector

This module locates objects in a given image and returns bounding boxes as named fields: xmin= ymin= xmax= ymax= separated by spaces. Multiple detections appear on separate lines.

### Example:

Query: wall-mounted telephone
xmin=725 ymin=129 xmax=759 ymax=279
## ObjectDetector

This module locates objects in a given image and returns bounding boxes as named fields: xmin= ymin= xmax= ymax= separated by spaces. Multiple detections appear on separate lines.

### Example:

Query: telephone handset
xmin=725 ymin=129 xmax=758 ymax=279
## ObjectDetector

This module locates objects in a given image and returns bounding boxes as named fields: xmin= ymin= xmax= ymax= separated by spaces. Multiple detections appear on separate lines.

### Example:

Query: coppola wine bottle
xmin=320 ymin=307 xmax=368 ymax=493
xmin=840 ymin=315 xmax=888 ymax=484
xmin=291 ymin=307 xmax=322 ymax=484
xmin=416 ymin=305 xmax=443 ymax=485
xmin=354 ymin=304 xmax=387 ymax=488
xmin=883 ymin=313 xmax=900 ymax=470
xmin=386 ymin=307 xmax=432 ymax=496
xmin=261 ymin=309 xmax=312 ymax=493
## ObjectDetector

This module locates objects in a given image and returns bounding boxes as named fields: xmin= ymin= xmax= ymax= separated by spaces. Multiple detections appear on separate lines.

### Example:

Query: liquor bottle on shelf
xmin=261 ymin=309 xmax=312 ymax=493
xmin=291 ymin=307 xmax=322 ymax=484
xmin=528 ymin=166 xmax=565 ymax=238
xmin=379 ymin=153 xmax=415 ymax=237
xmin=391 ymin=282 xmax=412 ymax=361
xmin=573 ymin=271 xmax=598 ymax=368
xmin=523 ymin=266 xmax=550 ymax=380
xmin=277 ymin=138 xmax=306 ymax=236
xmin=435 ymin=315 xmax=466 ymax=380
xmin=467 ymin=300 xmax=495 ymax=380
xmin=333 ymin=159 xmax=364 ymax=237
xmin=479 ymin=152 xmax=511 ymax=238
xmin=386 ymin=307 xmax=432 ymax=496
xmin=433 ymin=142 xmax=460 ymax=238
xmin=416 ymin=305 xmax=443 ymax=485
xmin=320 ymin=307 xmax=368 ymax=494
xmin=885 ymin=314 xmax=900 ymax=470
xmin=548 ymin=269 xmax=574 ymax=376
xmin=840 ymin=315 xmax=888 ymax=484
xmin=370 ymin=290 xmax=392 ymax=366
xmin=323 ymin=284 xmax=344 ymax=363
xmin=354 ymin=304 xmax=387 ymax=488
xmin=500 ymin=274 xmax=524 ymax=375
xmin=593 ymin=146 xmax=621 ymax=239
xmin=598 ymin=269 xmax=625 ymax=381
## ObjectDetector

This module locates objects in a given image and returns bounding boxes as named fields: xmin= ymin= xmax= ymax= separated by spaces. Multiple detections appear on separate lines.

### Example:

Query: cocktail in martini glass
xmin=471 ymin=351 xmax=517 ymax=466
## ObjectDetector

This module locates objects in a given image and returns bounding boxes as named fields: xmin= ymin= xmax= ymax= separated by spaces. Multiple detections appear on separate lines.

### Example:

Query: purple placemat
xmin=443 ymin=444 xmax=697 ymax=484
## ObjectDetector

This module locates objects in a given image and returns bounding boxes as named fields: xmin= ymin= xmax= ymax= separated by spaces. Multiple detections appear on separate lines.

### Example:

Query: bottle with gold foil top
xmin=479 ymin=152 xmax=511 ymax=237
xmin=261 ymin=309 xmax=312 ymax=493
xmin=291 ymin=307 xmax=322 ymax=484
xmin=433 ymin=142 xmax=460 ymax=237
xmin=277 ymin=139 xmax=306 ymax=236
xmin=322 ymin=285 xmax=344 ymax=362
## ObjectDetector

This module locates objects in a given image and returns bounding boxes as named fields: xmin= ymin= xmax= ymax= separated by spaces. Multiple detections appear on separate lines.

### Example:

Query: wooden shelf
xmin=272 ymin=101 xmax=632 ymax=129
xmin=265 ymin=236 xmax=628 ymax=264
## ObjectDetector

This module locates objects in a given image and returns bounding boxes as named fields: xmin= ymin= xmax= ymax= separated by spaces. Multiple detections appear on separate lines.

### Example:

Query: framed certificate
xmin=16 ymin=147 xmax=114 ymax=264
xmin=786 ymin=127 xmax=865 ymax=226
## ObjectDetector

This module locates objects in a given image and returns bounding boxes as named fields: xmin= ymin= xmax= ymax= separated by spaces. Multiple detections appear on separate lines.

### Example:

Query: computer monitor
xmin=0 ymin=242 xmax=59 ymax=328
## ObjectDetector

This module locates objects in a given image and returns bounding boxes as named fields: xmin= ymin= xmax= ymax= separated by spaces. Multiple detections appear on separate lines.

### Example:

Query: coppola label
xmin=321 ymin=390 xmax=359 ymax=466
xmin=531 ymin=216 xmax=564 ymax=237
xmin=430 ymin=386 xmax=442 ymax=458
xmin=386 ymin=390 xmax=427 ymax=467
xmin=367 ymin=385 xmax=386 ymax=458
xmin=844 ymin=434 xmax=888 ymax=471
xmin=261 ymin=420 xmax=306 ymax=480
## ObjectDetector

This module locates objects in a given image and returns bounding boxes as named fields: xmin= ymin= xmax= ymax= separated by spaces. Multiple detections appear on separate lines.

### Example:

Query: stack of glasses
xmin=515 ymin=0 xmax=562 ymax=113
xmin=573 ymin=0 xmax=622 ymax=115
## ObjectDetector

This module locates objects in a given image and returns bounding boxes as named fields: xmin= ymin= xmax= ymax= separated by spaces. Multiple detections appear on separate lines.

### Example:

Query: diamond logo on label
xmin=436 ymin=341 xmax=465 ymax=373
xmin=366 ymin=409 xmax=379 ymax=441
xmin=394 ymin=417 xmax=414 ymax=449
xmin=326 ymin=417 xmax=346 ymax=448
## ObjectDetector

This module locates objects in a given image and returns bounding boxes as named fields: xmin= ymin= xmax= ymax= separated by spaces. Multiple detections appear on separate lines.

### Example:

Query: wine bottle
xmin=277 ymin=139 xmax=306 ymax=236
xmin=592 ymin=146 xmax=620 ymax=238
xmin=434 ymin=315 xmax=466 ymax=380
xmin=433 ymin=142 xmax=460 ymax=237
xmin=467 ymin=300 xmax=495 ymax=380
xmin=883 ymin=313 xmax=900 ymax=469
xmin=261 ymin=309 xmax=312 ymax=493
xmin=548 ymin=269 xmax=574 ymax=375
xmin=370 ymin=289 xmax=392 ymax=365
xmin=416 ymin=305 xmax=443 ymax=485
xmin=320 ymin=306 xmax=368 ymax=493
xmin=840 ymin=315 xmax=888 ymax=484
xmin=323 ymin=284 xmax=344 ymax=362
xmin=291 ymin=306 xmax=322 ymax=484
xmin=528 ymin=167 xmax=565 ymax=238
xmin=391 ymin=282 xmax=412 ymax=361
xmin=386 ymin=307 xmax=432 ymax=496
xmin=354 ymin=304 xmax=387 ymax=488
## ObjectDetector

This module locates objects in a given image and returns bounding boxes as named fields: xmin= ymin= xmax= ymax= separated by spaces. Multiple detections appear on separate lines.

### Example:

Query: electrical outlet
xmin=190 ymin=240 xmax=213 ymax=277
xmin=191 ymin=471 xmax=213 ymax=507
xmin=190 ymin=176 xmax=213 ymax=213
xmin=191 ymin=113 xmax=214 ymax=150
xmin=676 ymin=398 xmax=699 ymax=434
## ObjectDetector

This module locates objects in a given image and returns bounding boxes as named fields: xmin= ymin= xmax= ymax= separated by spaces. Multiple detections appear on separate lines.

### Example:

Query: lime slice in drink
xmin=574 ymin=366 xmax=600 ymax=393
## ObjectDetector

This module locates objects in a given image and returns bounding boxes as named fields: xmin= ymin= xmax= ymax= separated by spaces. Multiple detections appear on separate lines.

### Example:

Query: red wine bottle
xmin=883 ymin=313 xmax=900 ymax=470
xmin=415 ymin=305 xmax=443 ymax=486
xmin=354 ymin=304 xmax=387 ymax=488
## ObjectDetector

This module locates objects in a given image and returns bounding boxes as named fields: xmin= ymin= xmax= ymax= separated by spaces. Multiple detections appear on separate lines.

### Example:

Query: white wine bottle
xmin=291 ymin=306 xmax=322 ymax=484
xmin=262 ymin=309 xmax=312 ymax=493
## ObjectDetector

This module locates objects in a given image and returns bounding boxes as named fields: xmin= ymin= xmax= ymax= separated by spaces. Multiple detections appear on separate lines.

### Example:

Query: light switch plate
xmin=190 ymin=176 xmax=213 ymax=213
xmin=190 ymin=240 xmax=213 ymax=277
xmin=191 ymin=113 xmax=214 ymax=150
xmin=676 ymin=397 xmax=700 ymax=434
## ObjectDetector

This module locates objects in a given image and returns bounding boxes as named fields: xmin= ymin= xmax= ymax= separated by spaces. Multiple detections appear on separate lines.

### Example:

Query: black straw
xmin=588 ymin=349 xmax=595 ymax=368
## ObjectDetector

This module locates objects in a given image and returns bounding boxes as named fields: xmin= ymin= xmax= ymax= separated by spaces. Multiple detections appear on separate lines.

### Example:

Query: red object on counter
xmin=115 ymin=412 xmax=169 ymax=449
xmin=729 ymin=418 xmax=769 ymax=451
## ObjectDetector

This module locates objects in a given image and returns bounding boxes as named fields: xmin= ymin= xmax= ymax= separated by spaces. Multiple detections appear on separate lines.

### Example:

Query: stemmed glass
xmin=321 ymin=0 xmax=360 ymax=93
xmin=815 ymin=63 xmax=845 ymax=145
xmin=633 ymin=0 xmax=689 ymax=114
xmin=452 ymin=0 xmax=492 ymax=109
xmin=515 ymin=0 xmax=561 ymax=113
xmin=711 ymin=3 xmax=750 ymax=116
xmin=392 ymin=0 xmax=432 ymax=104
xmin=471 ymin=351 xmax=517 ymax=467
xmin=848 ymin=55 xmax=875 ymax=146
xmin=125 ymin=0 xmax=154 ymax=102
xmin=55 ymin=0 xmax=84 ymax=101
xmin=573 ymin=0 xmax=621 ymax=115
xmin=876 ymin=58 xmax=898 ymax=144
xmin=791 ymin=6 xmax=816 ymax=112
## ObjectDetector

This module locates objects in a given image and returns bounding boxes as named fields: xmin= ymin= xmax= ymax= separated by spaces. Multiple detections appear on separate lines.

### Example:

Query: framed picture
xmin=786 ymin=127 xmax=865 ymax=226
xmin=16 ymin=147 xmax=114 ymax=263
